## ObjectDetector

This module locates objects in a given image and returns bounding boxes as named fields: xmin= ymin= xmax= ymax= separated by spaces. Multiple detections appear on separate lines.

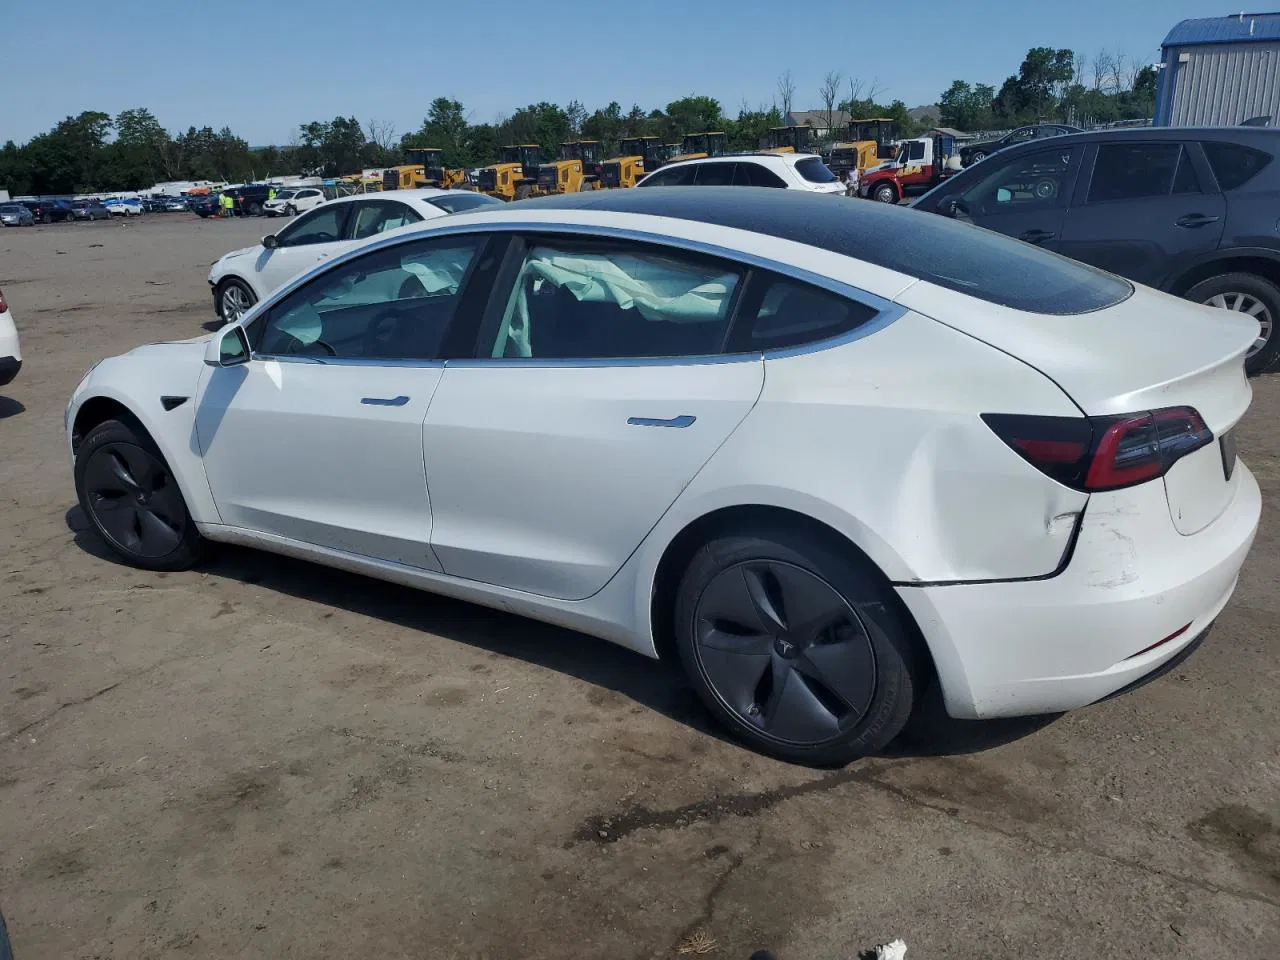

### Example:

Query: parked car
xmin=163 ymin=197 xmax=189 ymax=212
xmin=224 ymin=184 xmax=274 ymax=217
xmin=190 ymin=195 xmax=221 ymax=218
xmin=21 ymin=199 xmax=74 ymax=223
xmin=72 ymin=189 xmax=1259 ymax=765
xmin=104 ymin=198 xmax=143 ymax=217
xmin=960 ymin=124 xmax=1082 ymax=166
xmin=0 ymin=285 xmax=21 ymax=387
xmin=70 ymin=199 xmax=111 ymax=221
xmin=263 ymin=186 xmax=325 ymax=216
xmin=637 ymin=152 xmax=846 ymax=194
xmin=916 ymin=126 xmax=1280 ymax=374
xmin=208 ymin=188 xmax=501 ymax=320
xmin=0 ymin=204 xmax=34 ymax=227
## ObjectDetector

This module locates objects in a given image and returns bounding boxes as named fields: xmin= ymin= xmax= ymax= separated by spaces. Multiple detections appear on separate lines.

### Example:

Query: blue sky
xmin=6 ymin=0 xmax=1216 ymax=145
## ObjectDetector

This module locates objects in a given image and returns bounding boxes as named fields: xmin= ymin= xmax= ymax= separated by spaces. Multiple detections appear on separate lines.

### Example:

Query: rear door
xmin=422 ymin=233 xmax=763 ymax=600
xmin=945 ymin=143 xmax=1082 ymax=251
xmin=1057 ymin=141 xmax=1225 ymax=287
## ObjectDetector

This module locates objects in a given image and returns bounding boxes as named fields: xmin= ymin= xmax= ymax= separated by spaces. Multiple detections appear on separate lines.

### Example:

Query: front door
xmin=948 ymin=143 xmax=1083 ymax=253
xmin=196 ymin=232 xmax=489 ymax=567
xmin=1057 ymin=141 xmax=1225 ymax=288
xmin=253 ymin=202 xmax=353 ymax=296
xmin=423 ymin=234 xmax=764 ymax=600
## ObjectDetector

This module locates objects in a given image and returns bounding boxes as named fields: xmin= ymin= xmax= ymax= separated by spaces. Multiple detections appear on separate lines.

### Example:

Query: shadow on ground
xmin=65 ymin=505 xmax=1058 ymax=761
xmin=0 ymin=396 xmax=25 ymax=419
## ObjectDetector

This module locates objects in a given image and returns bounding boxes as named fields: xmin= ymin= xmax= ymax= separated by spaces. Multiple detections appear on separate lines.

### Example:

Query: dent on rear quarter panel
xmin=685 ymin=311 xmax=1088 ymax=583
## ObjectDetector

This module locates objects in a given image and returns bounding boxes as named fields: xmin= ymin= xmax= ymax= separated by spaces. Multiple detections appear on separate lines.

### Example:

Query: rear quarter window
xmin=795 ymin=157 xmax=837 ymax=183
xmin=1202 ymin=141 xmax=1274 ymax=190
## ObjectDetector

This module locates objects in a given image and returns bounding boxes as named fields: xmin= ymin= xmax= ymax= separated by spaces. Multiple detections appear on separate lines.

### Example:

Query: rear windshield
xmin=795 ymin=157 xmax=837 ymax=183
xmin=428 ymin=192 xmax=502 ymax=214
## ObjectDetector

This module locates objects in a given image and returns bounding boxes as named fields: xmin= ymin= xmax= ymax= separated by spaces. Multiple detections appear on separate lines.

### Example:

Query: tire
xmin=873 ymin=182 xmax=898 ymax=204
xmin=216 ymin=277 xmax=257 ymax=323
xmin=75 ymin=419 xmax=206 ymax=572
xmin=969 ymin=151 xmax=986 ymax=165
xmin=673 ymin=523 xmax=922 ymax=766
xmin=248 ymin=201 xmax=263 ymax=216
xmin=285 ymin=204 xmax=297 ymax=217
xmin=1185 ymin=272 xmax=1280 ymax=376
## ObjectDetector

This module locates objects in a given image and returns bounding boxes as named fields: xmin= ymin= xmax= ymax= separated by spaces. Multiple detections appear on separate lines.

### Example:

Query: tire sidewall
xmin=217 ymin=278 xmax=256 ymax=321
xmin=673 ymin=525 xmax=919 ymax=765
xmin=74 ymin=419 xmax=204 ymax=571
xmin=874 ymin=183 xmax=897 ymax=204
xmin=1186 ymin=272 xmax=1280 ymax=375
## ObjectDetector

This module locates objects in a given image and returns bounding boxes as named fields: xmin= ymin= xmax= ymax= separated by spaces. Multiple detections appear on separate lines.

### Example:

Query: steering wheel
xmin=362 ymin=308 xmax=407 ymax=358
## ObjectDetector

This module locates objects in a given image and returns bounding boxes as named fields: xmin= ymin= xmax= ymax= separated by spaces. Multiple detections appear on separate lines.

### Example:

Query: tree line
xmin=1 ymin=46 xmax=1158 ymax=196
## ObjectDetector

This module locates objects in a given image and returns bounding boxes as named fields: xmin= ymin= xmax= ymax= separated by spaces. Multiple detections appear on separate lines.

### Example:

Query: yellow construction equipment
xmin=405 ymin=148 xmax=468 ymax=189
xmin=600 ymin=136 xmax=666 ymax=188
xmin=476 ymin=145 xmax=541 ymax=201
xmin=761 ymin=126 xmax=814 ymax=153
xmin=534 ymin=140 xmax=601 ymax=195
xmin=382 ymin=164 xmax=425 ymax=191
xmin=669 ymin=132 xmax=727 ymax=163
xmin=827 ymin=118 xmax=899 ymax=179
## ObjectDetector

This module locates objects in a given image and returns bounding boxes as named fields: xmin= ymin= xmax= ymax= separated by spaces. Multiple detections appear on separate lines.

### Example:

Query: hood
xmin=896 ymin=280 xmax=1255 ymax=431
xmin=127 ymin=334 xmax=213 ymax=360
xmin=218 ymin=245 xmax=261 ymax=263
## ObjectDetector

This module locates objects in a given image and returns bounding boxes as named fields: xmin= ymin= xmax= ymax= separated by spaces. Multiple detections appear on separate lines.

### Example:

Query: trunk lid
xmin=897 ymin=281 xmax=1256 ymax=534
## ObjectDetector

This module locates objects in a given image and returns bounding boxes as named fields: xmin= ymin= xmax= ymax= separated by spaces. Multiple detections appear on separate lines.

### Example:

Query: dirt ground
xmin=1 ymin=214 xmax=1278 ymax=960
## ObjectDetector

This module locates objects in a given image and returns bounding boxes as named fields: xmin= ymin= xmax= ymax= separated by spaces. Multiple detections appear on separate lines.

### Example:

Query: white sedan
xmin=0 ymin=285 xmax=21 ymax=387
xmin=68 ymin=188 xmax=1261 ymax=765
xmin=208 ymin=188 xmax=501 ymax=322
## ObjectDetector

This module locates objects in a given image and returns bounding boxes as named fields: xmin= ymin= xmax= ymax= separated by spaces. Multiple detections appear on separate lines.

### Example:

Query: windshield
xmin=428 ymin=193 xmax=502 ymax=214
xmin=795 ymin=157 xmax=837 ymax=183
xmin=274 ymin=190 xmax=296 ymax=200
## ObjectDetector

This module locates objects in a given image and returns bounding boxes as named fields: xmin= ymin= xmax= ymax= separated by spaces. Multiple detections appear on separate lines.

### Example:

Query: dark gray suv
xmin=916 ymin=127 xmax=1280 ymax=374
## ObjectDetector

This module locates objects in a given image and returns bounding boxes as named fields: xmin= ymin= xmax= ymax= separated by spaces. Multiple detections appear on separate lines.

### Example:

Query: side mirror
xmin=205 ymin=325 xmax=251 ymax=367
xmin=262 ymin=234 xmax=279 ymax=249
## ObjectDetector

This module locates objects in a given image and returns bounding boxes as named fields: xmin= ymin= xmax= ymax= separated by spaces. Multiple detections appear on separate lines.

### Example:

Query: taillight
xmin=0 ymin=288 xmax=7 ymax=313
xmin=982 ymin=407 xmax=1213 ymax=492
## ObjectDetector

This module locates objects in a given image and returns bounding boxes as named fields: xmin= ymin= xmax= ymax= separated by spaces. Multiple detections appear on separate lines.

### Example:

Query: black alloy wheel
xmin=675 ymin=527 xmax=920 ymax=766
xmin=75 ymin=419 xmax=205 ymax=570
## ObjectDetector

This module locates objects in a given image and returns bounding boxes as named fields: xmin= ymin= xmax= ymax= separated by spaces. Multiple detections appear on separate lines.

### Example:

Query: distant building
xmin=784 ymin=111 xmax=852 ymax=137
xmin=1155 ymin=12 xmax=1280 ymax=126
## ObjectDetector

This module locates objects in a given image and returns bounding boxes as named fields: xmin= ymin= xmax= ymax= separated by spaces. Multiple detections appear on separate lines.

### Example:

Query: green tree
xmin=938 ymin=80 xmax=995 ymax=131
xmin=582 ymin=102 xmax=624 ymax=157
xmin=993 ymin=47 xmax=1076 ymax=124
xmin=665 ymin=96 xmax=723 ymax=137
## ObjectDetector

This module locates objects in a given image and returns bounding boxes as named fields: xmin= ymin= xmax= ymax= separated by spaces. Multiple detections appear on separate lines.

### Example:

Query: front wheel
xmin=673 ymin=524 xmax=921 ymax=766
xmin=75 ymin=419 xmax=206 ymax=571
xmin=1187 ymin=272 xmax=1280 ymax=376
xmin=872 ymin=182 xmax=898 ymax=204
xmin=217 ymin=278 xmax=257 ymax=322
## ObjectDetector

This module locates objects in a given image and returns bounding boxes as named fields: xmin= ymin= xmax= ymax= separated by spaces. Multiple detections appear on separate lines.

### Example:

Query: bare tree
xmin=365 ymin=118 xmax=398 ymax=152
xmin=819 ymin=70 xmax=844 ymax=133
xmin=776 ymin=70 xmax=796 ymax=119
xmin=1091 ymin=50 xmax=1113 ymax=92
xmin=1109 ymin=51 xmax=1128 ymax=95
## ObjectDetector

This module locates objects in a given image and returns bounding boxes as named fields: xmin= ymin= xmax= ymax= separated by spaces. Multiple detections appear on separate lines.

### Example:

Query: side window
xmin=741 ymin=162 xmax=787 ymax=188
xmin=276 ymin=204 xmax=347 ymax=247
xmin=1087 ymin=143 xmax=1182 ymax=202
xmin=640 ymin=165 xmax=696 ymax=187
xmin=729 ymin=275 xmax=880 ymax=352
xmin=351 ymin=200 xmax=422 ymax=241
xmin=693 ymin=162 xmax=737 ymax=186
xmin=960 ymin=146 xmax=1077 ymax=214
xmin=255 ymin=236 xmax=484 ymax=360
xmin=1172 ymin=147 xmax=1202 ymax=194
xmin=483 ymin=240 xmax=742 ymax=360
xmin=907 ymin=141 xmax=926 ymax=162
xmin=1202 ymin=141 xmax=1274 ymax=190
xmin=1006 ymin=127 xmax=1036 ymax=146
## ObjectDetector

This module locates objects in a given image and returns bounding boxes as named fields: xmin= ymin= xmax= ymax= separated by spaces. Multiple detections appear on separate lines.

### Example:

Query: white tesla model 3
xmin=65 ymin=189 xmax=1261 ymax=765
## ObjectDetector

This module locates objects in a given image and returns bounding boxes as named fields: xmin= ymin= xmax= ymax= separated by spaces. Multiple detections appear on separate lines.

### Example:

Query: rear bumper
xmin=897 ymin=461 xmax=1261 ymax=719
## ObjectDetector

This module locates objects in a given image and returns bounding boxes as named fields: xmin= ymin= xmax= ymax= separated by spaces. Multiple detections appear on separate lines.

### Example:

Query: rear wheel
xmin=1185 ymin=272 xmax=1280 ymax=376
xmin=247 ymin=201 xmax=263 ymax=216
xmin=872 ymin=182 xmax=898 ymax=204
xmin=673 ymin=524 xmax=921 ymax=766
xmin=75 ymin=419 xmax=206 ymax=572
xmin=968 ymin=150 xmax=986 ymax=165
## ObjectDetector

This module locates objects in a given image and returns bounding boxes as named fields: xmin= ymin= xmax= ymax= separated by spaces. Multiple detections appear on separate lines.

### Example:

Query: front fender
xmin=68 ymin=347 xmax=219 ymax=525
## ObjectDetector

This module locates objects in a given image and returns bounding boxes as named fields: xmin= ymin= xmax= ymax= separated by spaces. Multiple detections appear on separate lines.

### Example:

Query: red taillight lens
xmin=983 ymin=407 xmax=1213 ymax=492
xmin=0 ymin=288 xmax=7 ymax=313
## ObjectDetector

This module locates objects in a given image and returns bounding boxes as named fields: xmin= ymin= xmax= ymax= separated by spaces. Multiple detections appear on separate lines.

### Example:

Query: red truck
xmin=859 ymin=132 xmax=962 ymax=203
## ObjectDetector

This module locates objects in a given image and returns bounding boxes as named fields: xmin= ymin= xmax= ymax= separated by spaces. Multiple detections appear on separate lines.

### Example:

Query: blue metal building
xmin=1155 ymin=12 xmax=1280 ymax=126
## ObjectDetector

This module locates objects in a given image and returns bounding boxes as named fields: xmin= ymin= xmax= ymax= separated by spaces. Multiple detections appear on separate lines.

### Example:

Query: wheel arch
xmin=1168 ymin=251 xmax=1280 ymax=297
xmin=645 ymin=503 xmax=935 ymax=685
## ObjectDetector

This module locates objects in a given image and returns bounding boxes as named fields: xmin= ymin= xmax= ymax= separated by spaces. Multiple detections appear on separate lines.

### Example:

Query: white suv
xmin=637 ymin=152 xmax=846 ymax=194
xmin=0 ymin=286 xmax=21 ymax=388
xmin=263 ymin=187 xmax=326 ymax=217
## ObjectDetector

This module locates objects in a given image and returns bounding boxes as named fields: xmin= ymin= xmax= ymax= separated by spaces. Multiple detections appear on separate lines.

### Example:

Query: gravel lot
xmin=1 ymin=214 xmax=1278 ymax=960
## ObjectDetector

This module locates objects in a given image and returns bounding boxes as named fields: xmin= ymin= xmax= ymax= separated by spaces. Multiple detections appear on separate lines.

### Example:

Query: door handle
xmin=1176 ymin=214 xmax=1221 ymax=229
xmin=361 ymin=395 xmax=410 ymax=406
xmin=1019 ymin=229 xmax=1056 ymax=244
xmin=627 ymin=415 xmax=696 ymax=428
